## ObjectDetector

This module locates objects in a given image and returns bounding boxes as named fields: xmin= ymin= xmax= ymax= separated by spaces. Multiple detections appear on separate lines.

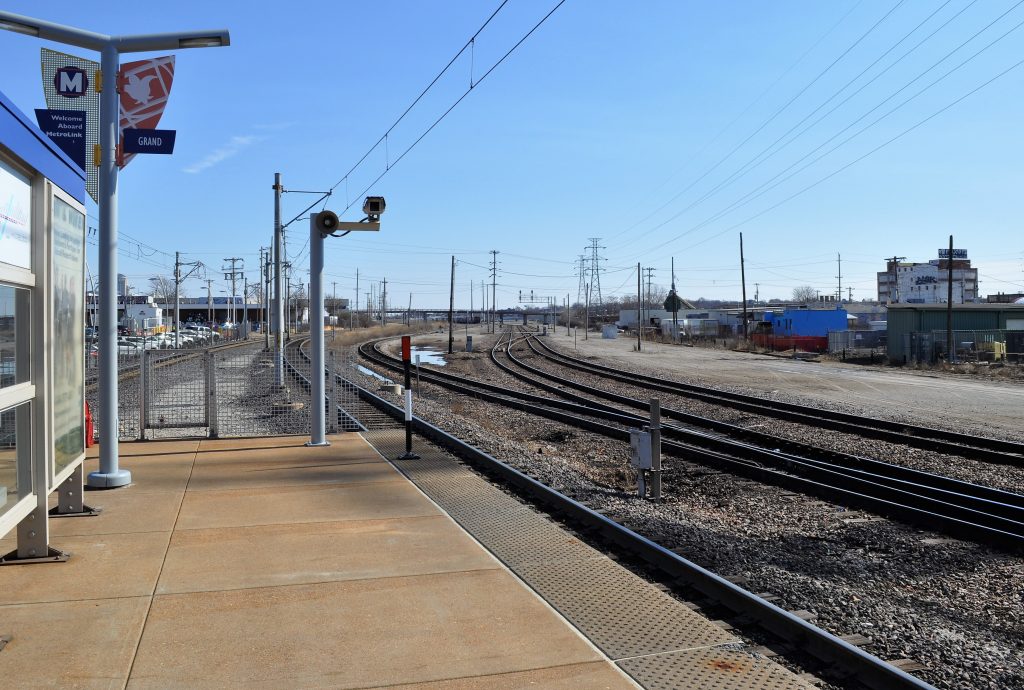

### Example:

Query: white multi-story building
xmin=877 ymin=249 xmax=978 ymax=304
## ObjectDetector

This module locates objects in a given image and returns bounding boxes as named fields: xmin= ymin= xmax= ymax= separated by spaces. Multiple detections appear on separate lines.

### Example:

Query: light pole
xmin=0 ymin=12 xmax=229 ymax=488
xmin=307 ymin=197 xmax=385 ymax=446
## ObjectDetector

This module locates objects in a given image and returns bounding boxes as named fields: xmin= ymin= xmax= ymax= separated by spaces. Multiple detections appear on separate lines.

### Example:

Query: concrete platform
xmin=0 ymin=435 xmax=635 ymax=689
xmin=0 ymin=433 xmax=812 ymax=689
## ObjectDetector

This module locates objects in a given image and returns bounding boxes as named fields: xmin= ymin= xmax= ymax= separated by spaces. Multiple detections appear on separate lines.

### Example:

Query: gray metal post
xmin=308 ymin=216 xmax=327 ymax=446
xmin=273 ymin=173 xmax=284 ymax=386
xmin=90 ymin=43 xmax=131 ymax=488
xmin=650 ymin=398 xmax=662 ymax=500
xmin=206 ymin=350 xmax=219 ymax=438
xmin=174 ymin=251 xmax=181 ymax=349
xmin=138 ymin=347 xmax=147 ymax=440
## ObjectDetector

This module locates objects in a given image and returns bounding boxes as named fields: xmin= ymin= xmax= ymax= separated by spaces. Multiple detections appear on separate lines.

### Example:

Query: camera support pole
xmin=307 ymin=213 xmax=329 ymax=447
xmin=307 ymin=203 xmax=383 ymax=448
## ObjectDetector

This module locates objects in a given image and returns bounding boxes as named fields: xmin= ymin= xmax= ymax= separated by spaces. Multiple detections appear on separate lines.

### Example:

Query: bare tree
xmin=791 ymin=285 xmax=817 ymax=303
xmin=149 ymin=275 xmax=176 ymax=305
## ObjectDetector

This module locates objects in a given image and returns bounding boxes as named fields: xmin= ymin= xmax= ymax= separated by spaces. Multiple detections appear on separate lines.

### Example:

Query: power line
xmin=635 ymin=6 xmax=1024 ymax=258
xmin=328 ymin=1 xmax=511 ymax=196
xmin=631 ymin=0 xmax=971 ymax=243
xmin=324 ymin=0 xmax=567 ymax=218
xmin=606 ymin=0 xmax=908 ymax=250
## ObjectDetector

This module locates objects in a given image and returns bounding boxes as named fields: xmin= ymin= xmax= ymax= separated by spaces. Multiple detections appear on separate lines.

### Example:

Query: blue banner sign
xmin=123 ymin=128 xmax=176 ymax=154
xmin=34 ymin=109 xmax=87 ymax=170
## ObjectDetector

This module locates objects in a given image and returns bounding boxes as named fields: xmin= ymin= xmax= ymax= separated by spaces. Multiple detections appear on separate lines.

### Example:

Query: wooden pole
xmin=448 ymin=256 xmax=455 ymax=354
xmin=740 ymin=232 xmax=749 ymax=340
xmin=947 ymin=235 xmax=954 ymax=362
xmin=637 ymin=263 xmax=642 ymax=352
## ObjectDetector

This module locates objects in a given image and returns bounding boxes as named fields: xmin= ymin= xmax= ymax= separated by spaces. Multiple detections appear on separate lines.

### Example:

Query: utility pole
xmin=206 ymin=279 xmax=213 ymax=325
xmin=222 ymin=256 xmax=243 ymax=327
xmin=470 ymin=279 xmax=474 ymax=322
xmin=382 ymin=277 xmax=387 ymax=327
xmin=242 ymin=275 xmax=249 ymax=329
xmin=259 ymin=247 xmax=268 ymax=348
xmin=637 ymin=263 xmax=642 ymax=352
xmin=643 ymin=267 xmax=655 ymax=336
xmin=489 ymin=250 xmax=499 ymax=334
xmin=355 ymin=268 xmax=360 ymax=328
xmin=740 ymin=232 xmax=748 ymax=340
xmin=407 ymin=292 xmax=412 ymax=326
xmin=886 ymin=255 xmax=906 ymax=304
xmin=448 ymin=256 xmax=455 ymax=354
xmin=671 ymin=257 xmax=679 ymax=343
xmin=947 ymin=235 xmax=954 ymax=362
xmin=754 ymin=282 xmax=759 ymax=306
xmin=174 ymin=251 xmax=181 ymax=348
xmin=837 ymin=253 xmax=842 ymax=303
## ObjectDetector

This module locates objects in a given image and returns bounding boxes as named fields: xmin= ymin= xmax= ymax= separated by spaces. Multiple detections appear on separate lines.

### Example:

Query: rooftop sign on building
xmin=938 ymin=248 xmax=968 ymax=259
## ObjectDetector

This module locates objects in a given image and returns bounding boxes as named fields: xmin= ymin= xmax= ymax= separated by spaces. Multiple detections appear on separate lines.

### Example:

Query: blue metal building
xmin=764 ymin=308 xmax=848 ymax=337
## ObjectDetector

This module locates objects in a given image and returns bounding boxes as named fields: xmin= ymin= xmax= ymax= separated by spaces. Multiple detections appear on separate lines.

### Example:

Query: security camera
xmin=363 ymin=196 xmax=386 ymax=219
xmin=314 ymin=210 xmax=339 ymax=234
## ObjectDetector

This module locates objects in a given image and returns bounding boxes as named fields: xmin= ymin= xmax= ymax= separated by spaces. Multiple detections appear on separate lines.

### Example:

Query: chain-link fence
xmin=904 ymin=329 xmax=1024 ymax=364
xmin=87 ymin=336 xmax=380 ymax=442
xmin=827 ymin=329 xmax=886 ymax=355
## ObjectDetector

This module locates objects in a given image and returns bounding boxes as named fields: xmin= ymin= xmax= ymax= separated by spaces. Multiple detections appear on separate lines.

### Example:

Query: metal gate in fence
xmin=139 ymin=348 xmax=210 ymax=438
xmin=101 ymin=339 xmax=364 ymax=441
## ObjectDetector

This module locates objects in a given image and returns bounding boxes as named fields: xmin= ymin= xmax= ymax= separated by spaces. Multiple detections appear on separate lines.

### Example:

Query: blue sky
xmin=2 ymin=0 xmax=1023 ymax=308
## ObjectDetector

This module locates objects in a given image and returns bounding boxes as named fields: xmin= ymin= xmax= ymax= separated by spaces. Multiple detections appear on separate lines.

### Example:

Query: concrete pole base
xmin=86 ymin=469 xmax=132 ymax=489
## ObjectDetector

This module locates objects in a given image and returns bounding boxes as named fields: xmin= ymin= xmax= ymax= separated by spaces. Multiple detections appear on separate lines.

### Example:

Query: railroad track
xmin=84 ymin=339 xmax=254 ymax=393
xmin=358 ymin=331 xmax=1024 ymax=552
xmin=526 ymin=331 xmax=1024 ymax=467
xmin=348 ymin=333 xmax=936 ymax=690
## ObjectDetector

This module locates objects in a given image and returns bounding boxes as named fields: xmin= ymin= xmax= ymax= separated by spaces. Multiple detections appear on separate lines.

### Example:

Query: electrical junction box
xmin=630 ymin=428 xmax=652 ymax=470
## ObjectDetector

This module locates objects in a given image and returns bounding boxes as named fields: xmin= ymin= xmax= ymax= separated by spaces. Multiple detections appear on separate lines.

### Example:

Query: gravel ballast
xmin=355 ymin=331 xmax=1024 ymax=690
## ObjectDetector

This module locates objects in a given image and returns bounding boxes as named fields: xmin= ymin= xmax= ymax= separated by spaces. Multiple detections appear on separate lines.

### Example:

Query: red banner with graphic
xmin=117 ymin=55 xmax=175 ymax=167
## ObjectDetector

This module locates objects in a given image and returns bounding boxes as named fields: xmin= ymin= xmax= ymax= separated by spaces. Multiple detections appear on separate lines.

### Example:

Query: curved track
xmin=339 ymin=333 xmax=936 ymax=690
xmin=358 ymin=331 xmax=1024 ymax=552
xmin=527 ymin=332 xmax=1024 ymax=466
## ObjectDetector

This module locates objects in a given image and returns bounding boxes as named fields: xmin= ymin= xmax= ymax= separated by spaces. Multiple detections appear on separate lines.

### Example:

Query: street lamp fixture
xmin=0 ymin=11 xmax=230 ymax=489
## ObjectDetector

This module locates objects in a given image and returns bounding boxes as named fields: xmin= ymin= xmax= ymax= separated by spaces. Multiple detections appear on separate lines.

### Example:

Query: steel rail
xmin=357 ymin=333 xmax=1024 ymax=551
xmin=505 ymin=332 xmax=1024 ymax=516
xmin=339 ymin=333 xmax=938 ymax=690
xmin=528 ymin=332 xmax=1024 ymax=466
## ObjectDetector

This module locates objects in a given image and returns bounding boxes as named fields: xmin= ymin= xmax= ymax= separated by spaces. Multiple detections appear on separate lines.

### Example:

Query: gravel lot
xmin=357 ymin=329 xmax=1024 ymax=690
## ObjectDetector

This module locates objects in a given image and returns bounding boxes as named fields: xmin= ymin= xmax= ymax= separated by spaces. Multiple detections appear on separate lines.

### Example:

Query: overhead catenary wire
xmin=620 ymin=0 xmax=974 ymax=250
xmin=633 ymin=5 xmax=1024 ymax=260
xmin=605 ymin=0 xmax=909 ymax=252
xmin=326 ymin=0 xmax=567 ymax=218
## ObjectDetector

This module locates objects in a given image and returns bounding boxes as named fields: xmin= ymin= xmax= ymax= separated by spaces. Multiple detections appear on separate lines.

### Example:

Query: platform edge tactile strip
xmin=362 ymin=428 xmax=814 ymax=688
xmin=515 ymin=558 xmax=738 ymax=659
xmin=617 ymin=645 xmax=815 ymax=690
xmin=362 ymin=432 xmax=747 ymax=655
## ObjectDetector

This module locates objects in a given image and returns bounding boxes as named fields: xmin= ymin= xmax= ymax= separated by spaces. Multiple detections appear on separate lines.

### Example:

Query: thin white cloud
xmin=252 ymin=122 xmax=294 ymax=131
xmin=182 ymin=135 xmax=262 ymax=174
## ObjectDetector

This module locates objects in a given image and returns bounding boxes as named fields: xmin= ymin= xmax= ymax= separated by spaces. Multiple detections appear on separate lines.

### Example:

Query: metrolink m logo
xmin=54 ymin=66 xmax=88 ymax=98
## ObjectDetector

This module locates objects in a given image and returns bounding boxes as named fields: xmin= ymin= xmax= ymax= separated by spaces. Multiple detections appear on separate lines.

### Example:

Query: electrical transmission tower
xmin=576 ymin=254 xmax=588 ymax=308
xmin=586 ymin=238 xmax=605 ymax=316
